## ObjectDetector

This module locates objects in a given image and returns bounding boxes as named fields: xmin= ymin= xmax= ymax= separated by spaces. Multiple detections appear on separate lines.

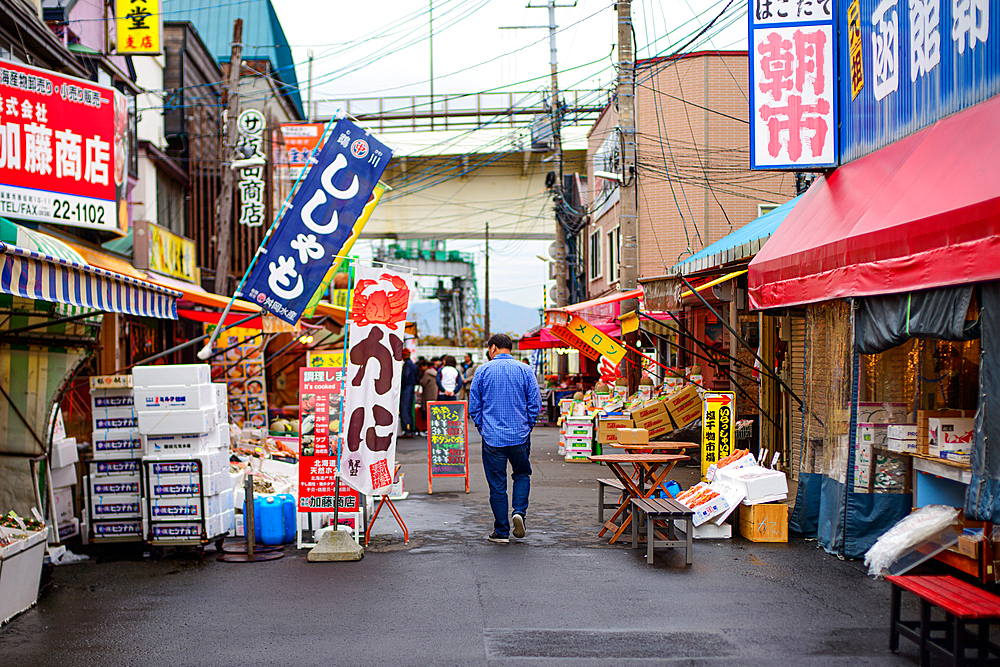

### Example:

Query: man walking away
xmin=469 ymin=334 xmax=541 ymax=543
xmin=399 ymin=349 xmax=418 ymax=436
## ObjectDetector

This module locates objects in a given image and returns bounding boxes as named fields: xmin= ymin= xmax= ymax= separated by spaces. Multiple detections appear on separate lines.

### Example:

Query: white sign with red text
xmin=750 ymin=1 xmax=837 ymax=169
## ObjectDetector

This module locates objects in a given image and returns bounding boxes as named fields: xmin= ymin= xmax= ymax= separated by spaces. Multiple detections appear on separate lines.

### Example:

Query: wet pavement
xmin=0 ymin=426 xmax=925 ymax=666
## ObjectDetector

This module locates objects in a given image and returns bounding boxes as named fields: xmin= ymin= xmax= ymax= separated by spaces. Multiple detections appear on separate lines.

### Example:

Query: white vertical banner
xmin=341 ymin=266 xmax=414 ymax=496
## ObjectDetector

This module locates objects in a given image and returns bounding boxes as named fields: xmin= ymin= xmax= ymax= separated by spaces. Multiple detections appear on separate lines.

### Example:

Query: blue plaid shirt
xmin=468 ymin=353 xmax=542 ymax=448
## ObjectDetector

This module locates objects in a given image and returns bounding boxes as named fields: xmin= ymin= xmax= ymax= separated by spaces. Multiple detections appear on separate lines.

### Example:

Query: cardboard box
xmin=89 ymin=375 xmax=132 ymax=390
xmin=563 ymin=435 xmax=591 ymax=452
xmin=917 ymin=410 xmax=974 ymax=454
xmin=664 ymin=385 xmax=700 ymax=413
xmin=50 ymin=463 xmax=76 ymax=488
xmin=596 ymin=417 xmax=633 ymax=444
xmin=92 ymin=428 xmax=143 ymax=459
xmin=669 ymin=401 xmax=703 ymax=430
xmin=646 ymin=423 xmax=673 ymax=440
xmin=858 ymin=402 xmax=909 ymax=424
xmin=143 ymin=432 xmax=216 ymax=456
xmin=134 ymin=383 xmax=217 ymax=411
xmin=739 ymin=503 xmax=788 ymax=542
xmin=929 ymin=417 xmax=976 ymax=456
xmin=857 ymin=423 xmax=889 ymax=450
xmin=132 ymin=364 xmax=212 ymax=387
xmin=887 ymin=424 xmax=918 ymax=441
xmin=52 ymin=486 xmax=74 ymax=525
xmin=957 ymin=533 xmax=981 ymax=560
xmin=563 ymin=417 xmax=593 ymax=438
xmin=137 ymin=406 xmax=216 ymax=436
xmin=90 ymin=494 xmax=142 ymax=519
xmin=51 ymin=437 xmax=78 ymax=469
xmin=629 ymin=399 xmax=668 ymax=423
xmin=618 ymin=428 xmax=649 ymax=445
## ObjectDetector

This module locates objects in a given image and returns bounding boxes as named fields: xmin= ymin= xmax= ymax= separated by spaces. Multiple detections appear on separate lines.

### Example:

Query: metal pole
xmin=484 ymin=220 xmax=490 ymax=339
xmin=214 ymin=18 xmax=244 ymax=297
xmin=307 ymin=49 xmax=314 ymax=122
xmin=245 ymin=472 xmax=255 ymax=559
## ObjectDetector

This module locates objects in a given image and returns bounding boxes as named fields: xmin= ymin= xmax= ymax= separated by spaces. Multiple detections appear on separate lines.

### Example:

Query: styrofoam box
xmin=89 ymin=475 xmax=140 ymax=496
xmin=149 ymin=513 xmax=225 ymax=542
xmin=90 ymin=388 xmax=133 ymax=410
xmin=53 ymin=486 xmax=74 ymax=525
xmin=148 ymin=471 xmax=226 ymax=498
xmin=888 ymin=439 xmax=919 ymax=454
xmin=137 ymin=406 xmax=216 ymax=436
xmin=149 ymin=493 xmax=227 ymax=520
xmin=91 ymin=519 xmax=142 ymax=540
xmin=94 ymin=415 xmax=139 ymax=431
xmin=93 ymin=428 xmax=143 ymax=459
xmin=213 ymin=425 xmax=231 ymax=451
xmin=213 ymin=383 xmax=227 ymax=405
xmin=133 ymin=383 xmax=216 ymax=411
xmin=144 ymin=450 xmax=229 ymax=477
xmin=132 ymin=364 xmax=212 ymax=388
xmin=887 ymin=424 xmax=918 ymax=441
xmin=51 ymin=437 xmax=78 ymax=469
xmin=90 ymin=459 xmax=140 ymax=477
xmin=50 ymin=464 xmax=76 ymax=488
xmin=718 ymin=466 xmax=789 ymax=505
xmin=90 ymin=493 xmax=142 ymax=519
xmin=143 ymin=432 xmax=215 ymax=455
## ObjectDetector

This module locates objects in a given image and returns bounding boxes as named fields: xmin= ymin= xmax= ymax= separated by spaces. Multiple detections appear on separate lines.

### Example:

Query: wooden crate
xmin=916 ymin=410 xmax=974 ymax=455
xmin=739 ymin=504 xmax=788 ymax=543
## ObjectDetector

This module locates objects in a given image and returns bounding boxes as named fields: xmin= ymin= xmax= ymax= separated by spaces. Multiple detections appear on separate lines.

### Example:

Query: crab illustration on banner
xmin=242 ymin=118 xmax=392 ymax=324
xmin=341 ymin=266 xmax=415 ymax=496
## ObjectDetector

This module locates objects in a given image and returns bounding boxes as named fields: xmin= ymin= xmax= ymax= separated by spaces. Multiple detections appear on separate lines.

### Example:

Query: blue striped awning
xmin=0 ymin=243 xmax=181 ymax=319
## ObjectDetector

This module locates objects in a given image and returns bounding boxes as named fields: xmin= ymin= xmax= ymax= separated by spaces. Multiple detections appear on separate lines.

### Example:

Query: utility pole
xmin=484 ymin=220 xmax=490 ymax=341
xmin=307 ymin=49 xmax=314 ymax=122
xmin=214 ymin=19 xmax=243 ymax=297
xmin=616 ymin=0 xmax=641 ymax=391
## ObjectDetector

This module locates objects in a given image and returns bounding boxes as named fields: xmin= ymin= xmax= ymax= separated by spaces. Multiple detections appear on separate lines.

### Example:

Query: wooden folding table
xmin=588 ymin=453 xmax=688 ymax=545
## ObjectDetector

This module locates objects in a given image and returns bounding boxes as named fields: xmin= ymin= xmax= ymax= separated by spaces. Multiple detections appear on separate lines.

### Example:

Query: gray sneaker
xmin=512 ymin=514 xmax=526 ymax=539
xmin=488 ymin=531 xmax=509 ymax=543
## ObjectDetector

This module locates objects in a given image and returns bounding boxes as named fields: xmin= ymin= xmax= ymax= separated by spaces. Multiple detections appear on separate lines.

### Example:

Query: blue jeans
xmin=482 ymin=442 xmax=531 ymax=537
xmin=399 ymin=385 xmax=415 ymax=432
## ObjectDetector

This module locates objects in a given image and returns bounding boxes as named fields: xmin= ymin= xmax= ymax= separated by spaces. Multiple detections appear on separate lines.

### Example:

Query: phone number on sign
xmin=52 ymin=198 xmax=108 ymax=225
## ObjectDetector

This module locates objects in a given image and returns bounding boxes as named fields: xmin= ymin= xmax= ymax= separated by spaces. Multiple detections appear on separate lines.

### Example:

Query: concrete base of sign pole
xmin=307 ymin=527 xmax=364 ymax=562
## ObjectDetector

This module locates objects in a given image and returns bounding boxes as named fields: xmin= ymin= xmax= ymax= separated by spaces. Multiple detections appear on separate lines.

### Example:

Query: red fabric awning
xmin=563 ymin=288 xmax=642 ymax=314
xmin=749 ymin=94 xmax=1000 ymax=310
xmin=178 ymin=309 xmax=263 ymax=330
xmin=518 ymin=321 xmax=621 ymax=350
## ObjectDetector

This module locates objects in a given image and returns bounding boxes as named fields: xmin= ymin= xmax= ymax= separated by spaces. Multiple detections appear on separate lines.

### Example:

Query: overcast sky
xmin=272 ymin=0 xmax=748 ymax=309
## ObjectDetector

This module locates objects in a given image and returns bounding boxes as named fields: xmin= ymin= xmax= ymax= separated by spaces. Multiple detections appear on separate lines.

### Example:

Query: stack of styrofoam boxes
xmin=50 ymin=436 xmax=79 ymax=540
xmin=557 ymin=399 xmax=574 ymax=455
xmin=563 ymin=416 xmax=594 ymax=462
xmin=133 ymin=364 xmax=235 ymax=543
xmin=87 ymin=375 xmax=144 ymax=543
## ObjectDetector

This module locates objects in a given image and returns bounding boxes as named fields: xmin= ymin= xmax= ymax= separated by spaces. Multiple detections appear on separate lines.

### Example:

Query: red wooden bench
xmin=888 ymin=574 xmax=1000 ymax=666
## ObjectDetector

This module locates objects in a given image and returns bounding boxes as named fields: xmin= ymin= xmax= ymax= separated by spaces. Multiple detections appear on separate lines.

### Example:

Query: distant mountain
xmin=407 ymin=299 xmax=542 ymax=338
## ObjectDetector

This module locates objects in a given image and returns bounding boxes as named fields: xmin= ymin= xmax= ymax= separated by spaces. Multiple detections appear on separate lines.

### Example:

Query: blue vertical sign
xmin=749 ymin=0 xmax=838 ymax=169
xmin=243 ymin=119 xmax=391 ymax=324
xmin=839 ymin=0 xmax=1000 ymax=163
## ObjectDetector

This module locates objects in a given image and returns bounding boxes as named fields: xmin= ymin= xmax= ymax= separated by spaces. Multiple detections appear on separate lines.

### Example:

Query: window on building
xmin=157 ymin=172 xmax=187 ymax=236
xmin=607 ymin=226 xmax=620 ymax=282
xmin=758 ymin=203 xmax=780 ymax=217
xmin=589 ymin=229 xmax=602 ymax=281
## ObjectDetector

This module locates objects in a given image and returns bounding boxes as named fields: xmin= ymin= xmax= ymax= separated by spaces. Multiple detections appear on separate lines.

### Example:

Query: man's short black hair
xmin=487 ymin=333 xmax=513 ymax=351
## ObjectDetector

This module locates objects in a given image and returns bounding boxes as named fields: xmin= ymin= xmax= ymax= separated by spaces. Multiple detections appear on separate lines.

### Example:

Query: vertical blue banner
xmin=243 ymin=118 xmax=391 ymax=323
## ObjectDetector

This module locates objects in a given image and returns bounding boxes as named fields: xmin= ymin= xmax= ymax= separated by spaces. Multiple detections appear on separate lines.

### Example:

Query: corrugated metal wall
xmin=790 ymin=314 xmax=806 ymax=480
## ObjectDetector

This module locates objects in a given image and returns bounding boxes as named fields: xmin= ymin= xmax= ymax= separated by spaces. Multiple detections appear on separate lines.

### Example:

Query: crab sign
xmin=350 ymin=273 xmax=409 ymax=329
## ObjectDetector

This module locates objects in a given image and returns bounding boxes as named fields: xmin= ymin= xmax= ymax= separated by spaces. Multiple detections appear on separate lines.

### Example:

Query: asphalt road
xmin=0 ymin=426 xmax=924 ymax=666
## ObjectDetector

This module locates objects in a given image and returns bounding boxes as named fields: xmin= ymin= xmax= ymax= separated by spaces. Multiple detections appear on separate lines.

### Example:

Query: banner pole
xmin=334 ymin=258 xmax=355 ymax=530
xmin=198 ymin=115 xmax=342 ymax=360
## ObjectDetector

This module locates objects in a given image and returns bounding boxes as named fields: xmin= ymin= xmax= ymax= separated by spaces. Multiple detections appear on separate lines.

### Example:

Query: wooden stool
xmin=597 ymin=477 xmax=625 ymax=524
xmin=630 ymin=497 xmax=693 ymax=566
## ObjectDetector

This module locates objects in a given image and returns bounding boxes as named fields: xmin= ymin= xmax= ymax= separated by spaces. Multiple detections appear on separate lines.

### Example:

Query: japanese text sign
xmin=701 ymin=392 xmax=735 ymax=478
xmin=243 ymin=118 xmax=392 ymax=324
xmin=116 ymin=0 xmax=162 ymax=55
xmin=299 ymin=366 xmax=359 ymax=511
xmin=567 ymin=314 xmax=626 ymax=366
xmin=0 ymin=59 xmax=126 ymax=233
xmin=279 ymin=122 xmax=326 ymax=172
xmin=837 ymin=0 xmax=1000 ymax=162
xmin=750 ymin=0 xmax=837 ymax=169
xmin=236 ymin=109 xmax=266 ymax=228
xmin=427 ymin=401 xmax=470 ymax=493
xmin=549 ymin=324 xmax=601 ymax=361
xmin=134 ymin=219 xmax=198 ymax=283
xmin=341 ymin=266 xmax=414 ymax=496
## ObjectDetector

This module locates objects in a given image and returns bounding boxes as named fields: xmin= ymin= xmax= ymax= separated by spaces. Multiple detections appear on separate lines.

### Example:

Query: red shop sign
xmin=298 ymin=366 xmax=360 ymax=512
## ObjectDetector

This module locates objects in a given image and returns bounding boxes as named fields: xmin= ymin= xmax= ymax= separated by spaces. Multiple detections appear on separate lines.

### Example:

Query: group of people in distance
xmin=399 ymin=351 xmax=477 ymax=437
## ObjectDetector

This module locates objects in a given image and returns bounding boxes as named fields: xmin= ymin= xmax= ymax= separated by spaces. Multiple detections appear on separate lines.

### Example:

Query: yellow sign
xmin=147 ymin=222 xmax=197 ymax=283
xmin=848 ymin=0 xmax=864 ymax=100
xmin=701 ymin=392 xmax=735 ymax=477
xmin=308 ymin=351 xmax=345 ymax=368
xmin=567 ymin=314 xmax=626 ymax=365
xmin=116 ymin=0 xmax=162 ymax=55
